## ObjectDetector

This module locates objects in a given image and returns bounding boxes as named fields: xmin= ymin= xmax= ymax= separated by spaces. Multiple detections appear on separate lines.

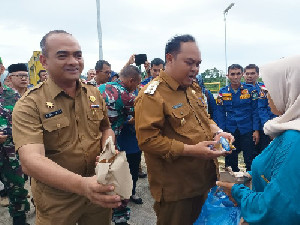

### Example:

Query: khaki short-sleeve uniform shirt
xmin=12 ymin=78 xmax=110 ymax=177
xmin=135 ymin=71 xmax=217 ymax=202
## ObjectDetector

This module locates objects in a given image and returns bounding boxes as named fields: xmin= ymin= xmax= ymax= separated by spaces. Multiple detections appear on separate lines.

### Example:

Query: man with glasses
xmin=7 ymin=63 xmax=29 ymax=96
xmin=0 ymin=62 xmax=30 ymax=225
xmin=95 ymin=60 xmax=111 ymax=86
xmin=244 ymin=64 xmax=276 ymax=155
xmin=217 ymin=64 xmax=260 ymax=172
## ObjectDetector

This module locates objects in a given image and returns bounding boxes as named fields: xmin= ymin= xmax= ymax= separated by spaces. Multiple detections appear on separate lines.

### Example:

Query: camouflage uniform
xmin=99 ymin=80 xmax=135 ymax=224
xmin=0 ymin=85 xmax=30 ymax=218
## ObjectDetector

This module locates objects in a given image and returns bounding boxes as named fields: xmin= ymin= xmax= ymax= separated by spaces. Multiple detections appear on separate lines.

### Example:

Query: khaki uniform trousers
xmin=32 ymin=180 xmax=112 ymax=225
xmin=154 ymin=194 xmax=207 ymax=225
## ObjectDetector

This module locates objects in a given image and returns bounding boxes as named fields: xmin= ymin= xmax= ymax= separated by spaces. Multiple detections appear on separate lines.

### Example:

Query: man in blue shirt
xmin=217 ymin=64 xmax=259 ymax=172
xmin=140 ymin=58 xmax=165 ymax=88
xmin=244 ymin=64 xmax=276 ymax=156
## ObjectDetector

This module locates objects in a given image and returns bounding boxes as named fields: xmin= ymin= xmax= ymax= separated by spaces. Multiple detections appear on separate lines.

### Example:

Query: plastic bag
xmin=95 ymin=136 xmax=133 ymax=199
xmin=0 ymin=180 xmax=4 ymax=191
xmin=194 ymin=186 xmax=241 ymax=225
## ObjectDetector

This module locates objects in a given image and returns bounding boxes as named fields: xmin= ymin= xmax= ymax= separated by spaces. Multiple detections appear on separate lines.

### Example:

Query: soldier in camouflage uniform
xmin=99 ymin=65 xmax=141 ymax=225
xmin=0 ymin=63 xmax=30 ymax=225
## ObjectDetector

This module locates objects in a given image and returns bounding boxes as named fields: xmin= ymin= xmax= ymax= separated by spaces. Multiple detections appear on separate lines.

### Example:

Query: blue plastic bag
xmin=194 ymin=186 xmax=241 ymax=225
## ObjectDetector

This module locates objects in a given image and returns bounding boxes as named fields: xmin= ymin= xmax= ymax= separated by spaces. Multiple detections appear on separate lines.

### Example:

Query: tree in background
xmin=200 ymin=67 xmax=226 ymax=94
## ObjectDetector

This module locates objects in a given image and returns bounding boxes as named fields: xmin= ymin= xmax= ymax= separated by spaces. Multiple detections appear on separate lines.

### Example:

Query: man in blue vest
xmin=244 ymin=64 xmax=276 ymax=156
xmin=217 ymin=64 xmax=259 ymax=172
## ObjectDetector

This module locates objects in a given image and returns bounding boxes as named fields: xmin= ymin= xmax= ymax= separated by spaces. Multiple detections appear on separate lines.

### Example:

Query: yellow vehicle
xmin=28 ymin=51 xmax=45 ymax=85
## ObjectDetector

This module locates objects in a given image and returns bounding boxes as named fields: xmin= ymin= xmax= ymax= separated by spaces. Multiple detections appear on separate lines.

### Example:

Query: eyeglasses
xmin=11 ymin=74 xmax=29 ymax=79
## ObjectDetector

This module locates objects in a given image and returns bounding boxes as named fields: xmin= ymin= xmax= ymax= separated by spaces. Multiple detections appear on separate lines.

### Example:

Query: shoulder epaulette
xmin=24 ymin=82 xmax=44 ymax=97
xmin=144 ymin=80 xmax=160 ymax=95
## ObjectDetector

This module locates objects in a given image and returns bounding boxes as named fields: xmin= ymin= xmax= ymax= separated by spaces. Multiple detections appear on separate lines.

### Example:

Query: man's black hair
xmin=95 ymin=60 xmax=111 ymax=71
xmin=120 ymin=65 xmax=141 ymax=80
xmin=38 ymin=70 xmax=47 ymax=77
xmin=165 ymin=34 xmax=195 ymax=61
xmin=244 ymin=64 xmax=259 ymax=73
xmin=40 ymin=30 xmax=71 ymax=56
xmin=228 ymin=64 xmax=243 ymax=74
xmin=151 ymin=58 xmax=165 ymax=68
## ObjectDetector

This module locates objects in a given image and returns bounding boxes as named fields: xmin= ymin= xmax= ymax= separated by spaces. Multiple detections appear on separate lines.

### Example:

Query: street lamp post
xmin=96 ymin=0 xmax=103 ymax=60
xmin=224 ymin=3 xmax=235 ymax=85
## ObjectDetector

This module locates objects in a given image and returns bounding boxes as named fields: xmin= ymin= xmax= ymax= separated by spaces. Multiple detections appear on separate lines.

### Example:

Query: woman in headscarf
xmin=217 ymin=55 xmax=300 ymax=224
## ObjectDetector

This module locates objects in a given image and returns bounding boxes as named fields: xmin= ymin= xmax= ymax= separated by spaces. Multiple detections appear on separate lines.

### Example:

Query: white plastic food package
xmin=95 ymin=136 xmax=133 ymax=199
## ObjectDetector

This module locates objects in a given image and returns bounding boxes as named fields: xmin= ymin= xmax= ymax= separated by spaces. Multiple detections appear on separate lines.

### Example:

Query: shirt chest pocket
xmin=169 ymin=105 xmax=197 ymax=134
xmin=42 ymin=115 xmax=70 ymax=150
xmin=223 ymin=99 xmax=232 ymax=106
xmin=87 ymin=109 xmax=104 ymax=121
xmin=86 ymin=108 xmax=104 ymax=138
xmin=240 ymin=97 xmax=251 ymax=105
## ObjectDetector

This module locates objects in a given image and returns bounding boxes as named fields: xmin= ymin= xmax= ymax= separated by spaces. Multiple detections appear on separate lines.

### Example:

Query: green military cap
xmin=0 ymin=57 xmax=2 ymax=65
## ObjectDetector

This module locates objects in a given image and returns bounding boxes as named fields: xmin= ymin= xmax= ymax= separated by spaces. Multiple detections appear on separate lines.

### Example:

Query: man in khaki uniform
xmin=12 ymin=30 xmax=121 ymax=225
xmin=135 ymin=34 xmax=233 ymax=225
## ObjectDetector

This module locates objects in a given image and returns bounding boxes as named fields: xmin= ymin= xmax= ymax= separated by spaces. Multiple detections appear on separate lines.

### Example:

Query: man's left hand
xmin=252 ymin=130 xmax=260 ymax=145
xmin=214 ymin=132 xmax=235 ymax=143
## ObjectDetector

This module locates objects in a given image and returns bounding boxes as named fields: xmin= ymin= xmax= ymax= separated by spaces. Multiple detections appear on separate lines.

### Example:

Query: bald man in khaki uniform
xmin=135 ymin=35 xmax=233 ymax=225
xmin=12 ymin=30 xmax=121 ymax=225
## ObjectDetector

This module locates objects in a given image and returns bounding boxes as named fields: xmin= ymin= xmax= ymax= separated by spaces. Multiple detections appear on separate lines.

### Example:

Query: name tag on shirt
xmin=172 ymin=103 xmax=183 ymax=109
xmin=45 ymin=109 xmax=63 ymax=119
xmin=223 ymin=96 xmax=232 ymax=101
xmin=240 ymin=94 xmax=250 ymax=99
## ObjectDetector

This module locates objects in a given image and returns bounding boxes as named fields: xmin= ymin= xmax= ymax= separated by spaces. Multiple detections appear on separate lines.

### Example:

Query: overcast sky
xmin=1 ymin=0 xmax=299 ymax=75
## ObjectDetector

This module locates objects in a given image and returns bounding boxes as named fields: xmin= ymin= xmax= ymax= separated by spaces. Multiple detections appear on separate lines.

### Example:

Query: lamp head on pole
xmin=224 ymin=3 xmax=235 ymax=15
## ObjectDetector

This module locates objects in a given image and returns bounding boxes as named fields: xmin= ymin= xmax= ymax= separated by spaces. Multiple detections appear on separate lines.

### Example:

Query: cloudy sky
xmin=1 ymin=0 xmax=299 ymax=75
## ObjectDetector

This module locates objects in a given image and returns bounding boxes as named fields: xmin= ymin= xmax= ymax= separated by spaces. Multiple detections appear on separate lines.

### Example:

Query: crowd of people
xmin=0 ymin=30 xmax=299 ymax=225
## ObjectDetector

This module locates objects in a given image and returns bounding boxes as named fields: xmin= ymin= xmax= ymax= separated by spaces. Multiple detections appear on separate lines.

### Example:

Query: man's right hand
xmin=81 ymin=176 xmax=121 ymax=208
xmin=127 ymin=54 xmax=135 ymax=65
xmin=183 ymin=141 xmax=231 ymax=159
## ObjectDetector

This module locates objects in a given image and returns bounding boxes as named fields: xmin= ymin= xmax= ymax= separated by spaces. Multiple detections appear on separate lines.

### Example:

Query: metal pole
xmin=96 ymin=0 xmax=103 ymax=60
xmin=223 ymin=3 xmax=235 ymax=86
xmin=224 ymin=13 xmax=228 ymax=85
